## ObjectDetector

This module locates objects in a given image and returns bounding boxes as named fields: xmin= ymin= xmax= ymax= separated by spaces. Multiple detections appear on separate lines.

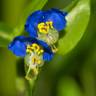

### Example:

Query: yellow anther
xmin=46 ymin=21 xmax=53 ymax=29
xmin=37 ymin=51 xmax=41 ymax=55
xmin=32 ymin=56 xmax=42 ymax=65
xmin=40 ymin=49 xmax=44 ymax=53
xmin=51 ymin=45 xmax=58 ymax=53
xmin=32 ymin=56 xmax=37 ymax=63
xmin=52 ymin=48 xmax=58 ymax=53
xmin=26 ymin=45 xmax=33 ymax=53
xmin=26 ymin=43 xmax=44 ymax=55
xmin=32 ymin=43 xmax=38 ymax=47
xmin=38 ymin=22 xmax=45 ymax=27
xmin=38 ymin=22 xmax=47 ymax=33
xmin=37 ymin=49 xmax=44 ymax=55
xmin=37 ymin=60 xmax=41 ymax=64
xmin=32 ymin=43 xmax=40 ymax=52
xmin=38 ymin=21 xmax=53 ymax=34
xmin=30 ymin=46 xmax=34 ymax=50
xmin=26 ymin=49 xmax=32 ymax=53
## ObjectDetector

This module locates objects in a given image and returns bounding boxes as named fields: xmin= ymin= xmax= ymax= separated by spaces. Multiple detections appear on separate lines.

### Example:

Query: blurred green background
xmin=0 ymin=0 xmax=96 ymax=96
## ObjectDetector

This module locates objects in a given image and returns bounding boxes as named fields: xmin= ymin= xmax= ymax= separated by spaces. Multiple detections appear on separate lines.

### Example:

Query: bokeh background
xmin=0 ymin=0 xmax=96 ymax=96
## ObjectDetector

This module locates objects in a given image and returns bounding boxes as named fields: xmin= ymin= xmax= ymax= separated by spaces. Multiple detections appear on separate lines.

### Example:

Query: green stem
xmin=27 ymin=78 xmax=36 ymax=96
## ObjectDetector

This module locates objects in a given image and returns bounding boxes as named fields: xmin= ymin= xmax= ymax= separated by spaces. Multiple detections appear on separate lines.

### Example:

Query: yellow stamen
xmin=37 ymin=51 xmax=41 ymax=55
xmin=32 ymin=43 xmax=40 ymax=52
xmin=40 ymin=49 xmax=44 ymax=53
xmin=38 ymin=23 xmax=48 ymax=34
xmin=26 ymin=49 xmax=32 ymax=53
xmin=46 ymin=21 xmax=53 ymax=29
xmin=51 ymin=45 xmax=58 ymax=53
xmin=26 ymin=43 xmax=44 ymax=55
xmin=32 ymin=56 xmax=42 ymax=65
xmin=25 ymin=67 xmax=38 ymax=80
xmin=37 ymin=60 xmax=41 ymax=64
xmin=32 ymin=56 xmax=36 ymax=63
xmin=37 ymin=49 xmax=44 ymax=55
xmin=38 ymin=21 xmax=53 ymax=34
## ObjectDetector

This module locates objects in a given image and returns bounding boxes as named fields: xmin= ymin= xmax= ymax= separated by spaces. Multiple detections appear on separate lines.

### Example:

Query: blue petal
xmin=37 ymin=40 xmax=53 ymax=53
xmin=8 ymin=36 xmax=27 ymax=57
xmin=25 ymin=24 xmax=37 ymax=37
xmin=25 ymin=10 xmax=44 ymax=37
xmin=43 ymin=52 xmax=54 ymax=61
xmin=51 ymin=8 xmax=67 ymax=17
xmin=37 ymin=40 xmax=49 ymax=49
xmin=44 ymin=9 xmax=67 ymax=31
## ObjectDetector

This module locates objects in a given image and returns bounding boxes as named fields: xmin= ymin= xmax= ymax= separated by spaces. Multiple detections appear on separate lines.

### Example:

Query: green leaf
xmin=58 ymin=0 xmax=90 ymax=55
xmin=0 ymin=23 xmax=13 ymax=47
xmin=14 ymin=0 xmax=48 ymax=36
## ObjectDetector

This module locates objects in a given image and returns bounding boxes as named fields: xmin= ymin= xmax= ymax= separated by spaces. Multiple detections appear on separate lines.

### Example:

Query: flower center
xmin=25 ymin=44 xmax=44 ymax=80
xmin=32 ymin=56 xmax=41 ymax=65
xmin=26 ymin=43 xmax=44 ymax=55
xmin=38 ymin=21 xmax=53 ymax=34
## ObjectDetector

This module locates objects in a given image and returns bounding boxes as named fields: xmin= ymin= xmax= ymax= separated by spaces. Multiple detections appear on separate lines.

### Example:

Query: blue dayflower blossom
xmin=8 ymin=36 xmax=54 ymax=80
xmin=8 ymin=36 xmax=54 ymax=61
xmin=25 ymin=8 xmax=67 ymax=52
xmin=8 ymin=8 xmax=67 ymax=80
xmin=25 ymin=8 xmax=67 ymax=38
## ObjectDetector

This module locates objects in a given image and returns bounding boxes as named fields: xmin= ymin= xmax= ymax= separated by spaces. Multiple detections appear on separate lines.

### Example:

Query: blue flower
xmin=25 ymin=8 xmax=67 ymax=38
xmin=8 ymin=36 xmax=54 ymax=61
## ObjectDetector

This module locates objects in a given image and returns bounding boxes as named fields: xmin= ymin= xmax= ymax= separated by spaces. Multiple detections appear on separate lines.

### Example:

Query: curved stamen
xmin=51 ymin=45 xmax=58 ymax=53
